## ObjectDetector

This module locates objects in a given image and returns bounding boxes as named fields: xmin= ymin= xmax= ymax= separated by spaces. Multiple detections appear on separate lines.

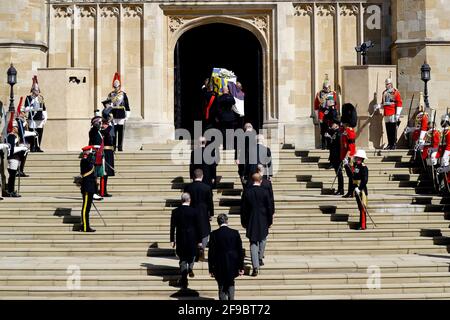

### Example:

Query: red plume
xmin=16 ymin=96 xmax=24 ymax=116
xmin=112 ymin=72 xmax=121 ymax=87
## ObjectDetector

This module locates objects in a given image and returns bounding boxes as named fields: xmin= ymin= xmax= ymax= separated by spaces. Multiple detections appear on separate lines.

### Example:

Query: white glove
xmin=342 ymin=158 xmax=349 ymax=166
xmin=354 ymin=187 xmax=361 ymax=195
xmin=126 ymin=111 xmax=131 ymax=120
xmin=418 ymin=139 xmax=425 ymax=146
xmin=374 ymin=104 xmax=381 ymax=111
xmin=324 ymin=132 xmax=331 ymax=139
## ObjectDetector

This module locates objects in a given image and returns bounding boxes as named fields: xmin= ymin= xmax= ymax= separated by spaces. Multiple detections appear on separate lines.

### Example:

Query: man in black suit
xmin=170 ymin=193 xmax=202 ymax=288
xmin=255 ymin=164 xmax=275 ymax=215
xmin=240 ymin=173 xmax=273 ymax=276
xmin=190 ymin=136 xmax=218 ymax=188
xmin=236 ymin=123 xmax=258 ymax=188
xmin=209 ymin=214 xmax=244 ymax=300
xmin=217 ymin=85 xmax=236 ymax=149
xmin=256 ymin=134 xmax=273 ymax=180
xmin=184 ymin=168 xmax=214 ymax=260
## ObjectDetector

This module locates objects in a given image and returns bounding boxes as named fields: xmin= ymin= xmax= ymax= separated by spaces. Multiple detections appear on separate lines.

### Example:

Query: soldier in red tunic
xmin=314 ymin=74 xmax=340 ymax=149
xmin=436 ymin=114 xmax=450 ymax=192
xmin=341 ymin=121 xmax=357 ymax=198
xmin=375 ymin=77 xmax=403 ymax=150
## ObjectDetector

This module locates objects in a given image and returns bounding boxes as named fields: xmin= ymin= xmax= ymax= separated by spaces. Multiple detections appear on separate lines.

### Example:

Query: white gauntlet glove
xmin=342 ymin=158 xmax=349 ymax=166
xmin=354 ymin=187 xmax=361 ymax=195
xmin=126 ymin=111 xmax=131 ymax=120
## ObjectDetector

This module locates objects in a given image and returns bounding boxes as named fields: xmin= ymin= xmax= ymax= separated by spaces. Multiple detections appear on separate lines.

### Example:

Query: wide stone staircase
xmin=1 ymin=142 xmax=450 ymax=299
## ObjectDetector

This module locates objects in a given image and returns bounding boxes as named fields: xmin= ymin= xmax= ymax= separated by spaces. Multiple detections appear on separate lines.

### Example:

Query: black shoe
xmin=342 ymin=193 xmax=353 ymax=198
xmin=37 ymin=149 xmax=44 ymax=152
xmin=334 ymin=190 xmax=344 ymax=196
xmin=259 ymin=259 xmax=264 ymax=266
xmin=7 ymin=192 xmax=21 ymax=198
xmin=18 ymin=172 xmax=29 ymax=177
xmin=85 ymin=228 xmax=96 ymax=233
xmin=103 ymin=193 xmax=112 ymax=198
xmin=188 ymin=270 xmax=195 ymax=278
xmin=118 ymin=146 xmax=123 ymax=152
xmin=0 ymin=197 xmax=3 ymax=201
xmin=251 ymin=268 xmax=259 ymax=277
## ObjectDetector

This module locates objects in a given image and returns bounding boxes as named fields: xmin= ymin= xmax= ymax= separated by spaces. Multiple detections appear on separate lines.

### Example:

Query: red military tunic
xmin=314 ymin=90 xmax=339 ymax=121
xmin=412 ymin=112 xmax=429 ymax=143
xmin=340 ymin=127 xmax=356 ymax=160
xmin=422 ymin=129 xmax=440 ymax=160
xmin=382 ymin=88 xmax=403 ymax=117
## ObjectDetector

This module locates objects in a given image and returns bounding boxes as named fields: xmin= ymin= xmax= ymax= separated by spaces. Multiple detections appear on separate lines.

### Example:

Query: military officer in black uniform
xmin=78 ymin=145 xmax=97 ymax=232
xmin=100 ymin=110 xmax=115 ymax=197
xmin=88 ymin=116 xmax=104 ymax=200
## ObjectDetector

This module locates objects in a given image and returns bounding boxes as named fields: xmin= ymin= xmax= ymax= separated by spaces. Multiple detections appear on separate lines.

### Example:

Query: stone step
xmin=1 ymin=281 xmax=450 ymax=297
xmin=1 ymin=228 xmax=449 ymax=240
xmin=15 ymin=188 xmax=424 ymax=197
xmin=0 ymin=243 xmax=446 ymax=256
xmin=1 ymin=255 xmax=447 ymax=275
xmin=1 ymin=211 xmax=446 ymax=223
xmin=1 ymin=219 xmax=449 ymax=232
xmin=0 ymin=236 xmax=446 ymax=249
xmin=1 ymin=271 xmax=449 ymax=287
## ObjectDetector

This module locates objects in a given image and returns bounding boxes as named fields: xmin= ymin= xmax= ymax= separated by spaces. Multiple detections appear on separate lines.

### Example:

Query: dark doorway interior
xmin=174 ymin=23 xmax=264 ymax=136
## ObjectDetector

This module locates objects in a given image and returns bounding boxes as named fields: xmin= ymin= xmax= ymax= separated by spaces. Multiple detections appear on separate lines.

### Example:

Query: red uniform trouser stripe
xmin=100 ymin=177 xmax=105 ymax=196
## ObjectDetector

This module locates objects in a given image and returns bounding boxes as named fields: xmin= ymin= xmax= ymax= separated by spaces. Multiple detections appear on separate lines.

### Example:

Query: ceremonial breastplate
xmin=110 ymin=91 xmax=124 ymax=108
xmin=383 ymin=90 xmax=393 ymax=105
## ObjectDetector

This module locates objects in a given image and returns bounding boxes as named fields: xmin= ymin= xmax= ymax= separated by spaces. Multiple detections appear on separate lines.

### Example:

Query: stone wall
xmin=393 ymin=0 xmax=450 ymax=128
xmin=0 ymin=0 xmax=47 ymax=108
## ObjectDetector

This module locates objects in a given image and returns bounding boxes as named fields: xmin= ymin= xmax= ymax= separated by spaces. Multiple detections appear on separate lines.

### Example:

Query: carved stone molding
xmin=340 ymin=4 xmax=359 ymax=17
xmin=123 ymin=5 xmax=143 ymax=18
xmin=293 ymin=4 xmax=313 ymax=17
xmin=250 ymin=16 xmax=269 ymax=35
xmin=54 ymin=5 xmax=74 ymax=18
xmin=168 ymin=16 xmax=185 ymax=33
xmin=100 ymin=5 xmax=120 ymax=18
xmin=78 ymin=5 xmax=96 ymax=18
xmin=316 ymin=4 xmax=337 ymax=17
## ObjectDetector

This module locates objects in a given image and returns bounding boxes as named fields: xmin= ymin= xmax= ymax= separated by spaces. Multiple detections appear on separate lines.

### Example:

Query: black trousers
xmin=19 ymin=156 xmax=27 ymax=174
xmin=385 ymin=122 xmax=397 ymax=147
xmin=220 ymin=121 xmax=235 ymax=150
xmin=320 ymin=123 xmax=328 ymax=149
xmin=331 ymin=161 xmax=344 ymax=192
xmin=36 ymin=128 xmax=44 ymax=147
xmin=80 ymin=192 xmax=94 ymax=231
xmin=114 ymin=124 xmax=124 ymax=149
xmin=344 ymin=163 xmax=353 ymax=194
xmin=7 ymin=169 xmax=17 ymax=193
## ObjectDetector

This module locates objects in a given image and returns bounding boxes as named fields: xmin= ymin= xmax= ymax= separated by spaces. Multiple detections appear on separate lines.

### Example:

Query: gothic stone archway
xmin=163 ymin=7 xmax=277 ymax=139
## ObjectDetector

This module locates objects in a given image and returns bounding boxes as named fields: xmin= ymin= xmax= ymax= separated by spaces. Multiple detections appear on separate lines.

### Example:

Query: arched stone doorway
xmin=174 ymin=22 xmax=264 ymax=135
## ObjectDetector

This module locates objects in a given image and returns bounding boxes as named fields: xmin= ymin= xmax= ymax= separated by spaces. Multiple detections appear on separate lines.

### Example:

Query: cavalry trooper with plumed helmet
xmin=88 ymin=116 xmax=104 ymax=201
xmin=24 ymin=75 xmax=47 ymax=152
xmin=435 ymin=113 xmax=450 ymax=193
xmin=102 ymin=72 xmax=130 ymax=152
xmin=375 ymin=75 xmax=403 ymax=150
xmin=314 ymin=74 xmax=340 ymax=149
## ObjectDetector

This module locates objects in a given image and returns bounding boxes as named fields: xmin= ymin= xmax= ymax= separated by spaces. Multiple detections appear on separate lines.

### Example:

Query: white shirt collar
xmin=182 ymin=203 xmax=190 ymax=206
xmin=220 ymin=224 xmax=228 ymax=227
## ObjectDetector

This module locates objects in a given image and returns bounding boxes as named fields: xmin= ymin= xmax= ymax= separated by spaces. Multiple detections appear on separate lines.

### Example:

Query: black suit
xmin=256 ymin=144 xmax=273 ymax=178
xmin=240 ymin=184 xmax=273 ymax=269
xmin=190 ymin=146 xmax=218 ymax=188
xmin=208 ymin=225 xmax=244 ymax=300
xmin=170 ymin=205 xmax=202 ymax=263
xmin=184 ymin=181 xmax=214 ymax=247
xmin=236 ymin=133 xmax=258 ymax=186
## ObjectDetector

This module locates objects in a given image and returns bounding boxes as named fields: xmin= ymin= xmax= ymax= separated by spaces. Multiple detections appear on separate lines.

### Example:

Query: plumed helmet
xmin=322 ymin=74 xmax=331 ymax=89
xmin=112 ymin=72 xmax=121 ymax=89
xmin=441 ymin=114 xmax=450 ymax=127
xmin=417 ymin=92 xmax=425 ymax=113
xmin=30 ymin=75 xmax=39 ymax=93
xmin=385 ymin=78 xmax=392 ymax=85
